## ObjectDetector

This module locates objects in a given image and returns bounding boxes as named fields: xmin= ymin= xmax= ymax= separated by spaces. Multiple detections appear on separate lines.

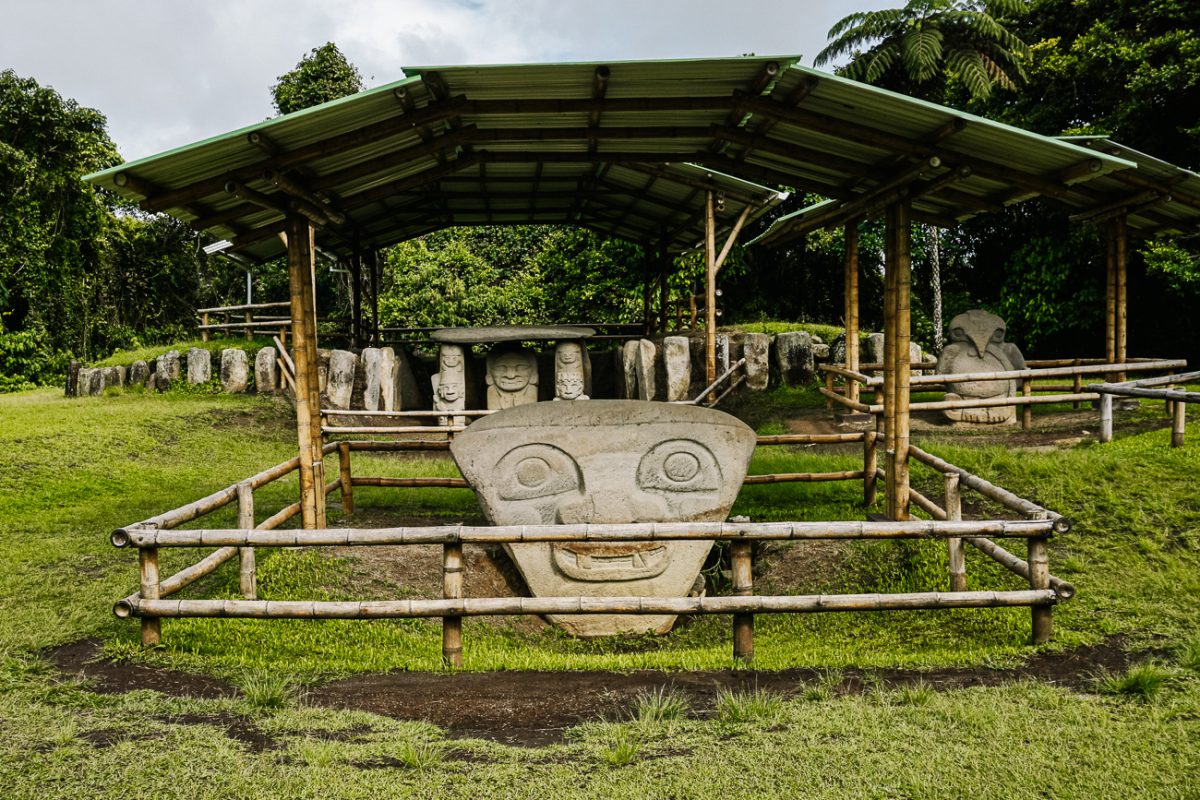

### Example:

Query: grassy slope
xmin=1 ymin=386 xmax=1198 ymax=799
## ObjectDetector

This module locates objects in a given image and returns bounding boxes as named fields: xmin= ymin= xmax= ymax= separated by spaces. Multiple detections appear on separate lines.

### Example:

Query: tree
xmin=271 ymin=42 xmax=364 ymax=115
xmin=815 ymin=0 xmax=1031 ymax=101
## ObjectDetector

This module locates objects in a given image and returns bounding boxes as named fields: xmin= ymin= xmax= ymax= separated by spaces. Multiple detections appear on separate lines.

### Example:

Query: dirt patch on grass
xmin=49 ymin=636 xmax=1155 ymax=748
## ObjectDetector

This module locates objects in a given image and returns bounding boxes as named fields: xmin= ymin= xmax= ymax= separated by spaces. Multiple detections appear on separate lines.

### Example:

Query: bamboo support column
xmin=1028 ymin=536 xmax=1052 ymax=644
xmin=731 ymin=540 xmax=754 ymax=663
xmin=1105 ymin=223 xmax=1117 ymax=364
xmin=705 ymin=191 xmax=717 ymax=394
xmin=237 ymin=481 xmax=256 ymax=599
xmin=1099 ymin=394 xmax=1114 ymax=443
xmin=442 ymin=543 xmax=463 ymax=668
xmin=882 ymin=224 xmax=899 ymax=516
xmin=863 ymin=430 xmax=878 ymax=507
xmin=885 ymin=202 xmax=912 ymax=520
xmin=1115 ymin=214 xmax=1128 ymax=382
xmin=338 ymin=441 xmax=354 ymax=513
xmin=350 ymin=251 xmax=362 ymax=349
xmin=1172 ymin=400 xmax=1186 ymax=448
xmin=201 ymin=311 xmax=210 ymax=342
xmin=844 ymin=220 xmax=861 ymax=404
xmin=287 ymin=217 xmax=321 ymax=530
xmin=1021 ymin=378 xmax=1033 ymax=429
xmin=244 ymin=309 xmax=253 ymax=341
xmin=139 ymin=547 xmax=161 ymax=646
xmin=944 ymin=472 xmax=965 ymax=592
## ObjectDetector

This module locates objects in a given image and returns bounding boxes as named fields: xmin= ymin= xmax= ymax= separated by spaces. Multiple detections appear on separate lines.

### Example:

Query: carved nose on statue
xmin=555 ymin=490 xmax=664 ymax=524
xmin=968 ymin=333 xmax=990 ymax=359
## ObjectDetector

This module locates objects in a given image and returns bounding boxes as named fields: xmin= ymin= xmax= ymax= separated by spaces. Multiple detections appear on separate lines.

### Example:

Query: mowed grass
xmin=1 ymin=385 xmax=1199 ymax=799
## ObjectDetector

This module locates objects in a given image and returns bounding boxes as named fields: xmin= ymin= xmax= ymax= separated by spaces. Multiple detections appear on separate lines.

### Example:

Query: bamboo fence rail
xmin=1088 ymin=370 xmax=1198 ymax=447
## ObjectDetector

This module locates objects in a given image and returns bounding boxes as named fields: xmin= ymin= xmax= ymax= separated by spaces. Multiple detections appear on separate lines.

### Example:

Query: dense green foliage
xmin=271 ymin=43 xmax=364 ymax=116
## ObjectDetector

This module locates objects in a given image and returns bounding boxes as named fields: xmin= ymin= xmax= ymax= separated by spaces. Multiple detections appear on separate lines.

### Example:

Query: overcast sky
xmin=3 ymin=0 xmax=895 ymax=162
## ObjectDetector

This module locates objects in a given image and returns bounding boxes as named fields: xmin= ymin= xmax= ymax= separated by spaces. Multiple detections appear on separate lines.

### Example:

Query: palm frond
xmin=946 ymin=48 xmax=993 ymax=99
xmin=902 ymin=28 xmax=945 ymax=83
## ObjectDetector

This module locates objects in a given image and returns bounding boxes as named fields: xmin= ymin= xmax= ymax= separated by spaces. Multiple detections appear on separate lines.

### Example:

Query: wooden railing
xmin=1089 ymin=369 xmax=1200 ymax=447
xmin=821 ymin=357 xmax=1188 ymax=430
xmin=197 ymin=302 xmax=348 ymax=343
xmin=111 ymin=435 xmax=1071 ymax=665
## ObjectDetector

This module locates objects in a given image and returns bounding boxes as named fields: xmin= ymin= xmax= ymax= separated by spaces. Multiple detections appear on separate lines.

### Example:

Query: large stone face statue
xmin=431 ymin=344 xmax=468 ymax=426
xmin=553 ymin=341 xmax=590 ymax=401
xmin=936 ymin=310 xmax=1026 ymax=424
xmin=485 ymin=347 xmax=539 ymax=410
xmin=451 ymin=400 xmax=757 ymax=637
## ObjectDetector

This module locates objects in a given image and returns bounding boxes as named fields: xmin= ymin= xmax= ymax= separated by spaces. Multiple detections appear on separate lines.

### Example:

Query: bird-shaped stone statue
xmin=935 ymin=310 xmax=1025 ymax=423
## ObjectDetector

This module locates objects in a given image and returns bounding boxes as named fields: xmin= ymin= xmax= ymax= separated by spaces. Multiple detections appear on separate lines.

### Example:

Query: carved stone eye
xmin=637 ymin=440 xmax=720 ymax=493
xmin=495 ymin=444 xmax=583 ymax=501
xmin=991 ymin=328 xmax=1006 ymax=343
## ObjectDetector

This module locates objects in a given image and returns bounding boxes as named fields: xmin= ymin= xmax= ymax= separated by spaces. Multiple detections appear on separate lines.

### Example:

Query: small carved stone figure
xmin=485 ymin=346 xmax=539 ymax=410
xmin=936 ymin=309 xmax=1026 ymax=424
xmin=451 ymin=400 xmax=757 ymax=637
xmin=553 ymin=341 xmax=590 ymax=401
xmin=432 ymin=344 xmax=468 ymax=426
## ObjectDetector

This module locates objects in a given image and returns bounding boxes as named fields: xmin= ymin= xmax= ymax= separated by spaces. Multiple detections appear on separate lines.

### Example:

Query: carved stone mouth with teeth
xmin=450 ymin=400 xmax=757 ymax=637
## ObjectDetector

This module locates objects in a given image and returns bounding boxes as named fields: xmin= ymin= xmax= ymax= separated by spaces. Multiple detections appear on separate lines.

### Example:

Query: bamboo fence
xmin=1088 ymin=369 xmax=1199 ymax=447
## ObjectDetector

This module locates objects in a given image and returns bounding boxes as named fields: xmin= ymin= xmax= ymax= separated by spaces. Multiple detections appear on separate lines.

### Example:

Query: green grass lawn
xmin=1 ymin=386 xmax=1198 ymax=799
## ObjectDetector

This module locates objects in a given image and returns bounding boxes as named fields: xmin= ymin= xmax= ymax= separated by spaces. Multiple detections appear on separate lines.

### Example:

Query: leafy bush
xmin=0 ymin=325 xmax=62 ymax=391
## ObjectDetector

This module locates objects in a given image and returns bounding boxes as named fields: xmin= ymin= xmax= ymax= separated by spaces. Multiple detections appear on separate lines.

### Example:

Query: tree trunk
xmin=928 ymin=223 xmax=943 ymax=355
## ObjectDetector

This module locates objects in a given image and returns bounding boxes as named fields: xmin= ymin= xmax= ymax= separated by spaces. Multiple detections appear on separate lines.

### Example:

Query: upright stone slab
xmin=102 ymin=366 xmax=126 ymax=390
xmin=156 ymin=350 xmax=181 ymax=391
xmin=361 ymin=348 xmax=384 ymax=411
xmin=220 ymin=349 xmax=250 ymax=393
xmin=553 ymin=341 xmax=590 ymax=401
xmin=66 ymin=360 xmax=82 ymax=396
xmin=773 ymin=331 xmax=814 ymax=386
xmin=829 ymin=334 xmax=847 ymax=366
xmin=432 ymin=344 xmax=468 ymax=425
xmin=662 ymin=336 xmax=692 ymax=402
xmin=393 ymin=348 xmax=424 ymax=410
xmin=379 ymin=347 xmax=398 ymax=411
xmin=255 ymin=347 xmax=278 ymax=393
xmin=634 ymin=339 xmax=657 ymax=401
xmin=76 ymin=368 xmax=94 ymax=395
xmin=715 ymin=333 xmax=730 ymax=374
xmin=128 ymin=360 xmax=150 ymax=388
xmin=743 ymin=332 xmax=770 ymax=390
xmin=866 ymin=333 xmax=885 ymax=365
xmin=616 ymin=341 xmax=639 ymax=399
xmin=186 ymin=347 xmax=211 ymax=385
xmin=326 ymin=350 xmax=357 ymax=410
xmin=909 ymin=342 xmax=924 ymax=371
xmin=451 ymin=400 xmax=757 ymax=637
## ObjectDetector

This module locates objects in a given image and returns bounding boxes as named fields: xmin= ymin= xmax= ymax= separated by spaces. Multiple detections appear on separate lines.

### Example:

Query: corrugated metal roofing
xmin=84 ymin=56 xmax=1138 ymax=261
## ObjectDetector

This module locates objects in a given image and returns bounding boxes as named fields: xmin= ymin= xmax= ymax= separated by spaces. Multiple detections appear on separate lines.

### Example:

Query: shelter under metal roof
xmin=85 ymin=55 xmax=1136 ymax=261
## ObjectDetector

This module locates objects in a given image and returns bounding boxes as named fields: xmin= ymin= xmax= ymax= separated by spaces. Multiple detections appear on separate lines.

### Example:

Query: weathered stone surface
xmin=361 ymin=348 xmax=385 ymax=411
xmin=379 ymin=347 xmax=399 ymax=411
xmin=186 ymin=347 xmax=211 ymax=384
xmin=220 ymin=349 xmax=250 ymax=394
xmin=325 ymin=350 xmax=356 ymax=409
xmin=634 ymin=339 xmax=657 ymax=401
xmin=451 ymin=400 xmax=757 ymax=637
xmin=393 ymin=348 xmax=424 ymax=410
xmin=829 ymin=334 xmax=847 ymax=366
xmin=715 ymin=333 xmax=730 ymax=374
xmin=486 ymin=347 xmax=539 ymax=410
xmin=255 ymin=347 xmax=277 ymax=393
xmin=937 ymin=309 xmax=1026 ymax=424
xmin=66 ymin=361 xmax=82 ymax=396
xmin=812 ymin=343 xmax=830 ymax=360
xmin=128 ymin=360 xmax=150 ymax=388
xmin=432 ymin=344 xmax=468 ymax=424
xmin=619 ymin=340 xmax=640 ymax=399
xmin=156 ymin=350 xmax=181 ymax=391
xmin=432 ymin=325 xmax=594 ymax=344
xmin=553 ymin=341 xmax=590 ymax=401
xmin=866 ymin=333 xmax=885 ymax=365
xmin=662 ymin=336 xmax=691 ymax=402
xmin=773 ymin=331 xmax=814 ymax=386
xmin=102 ymin=366 xmax=126 ymax=390
xmin=316 ymin=348 xmax=331 ymax=395
xmin=76 ymin=368 xmax=94 ymax=395
xmin=743 ymin=332 xmax=770 ymax=390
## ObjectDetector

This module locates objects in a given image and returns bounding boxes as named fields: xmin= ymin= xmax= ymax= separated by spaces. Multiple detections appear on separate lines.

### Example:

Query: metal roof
xmin=84 ymin=56 xmax=1137 ymax=261
xmin=1054 ymin=137 xmax=1200 ymax=236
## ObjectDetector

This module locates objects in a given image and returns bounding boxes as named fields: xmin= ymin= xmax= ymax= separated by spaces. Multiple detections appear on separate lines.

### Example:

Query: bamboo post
xmin=944 ymin=472 xmax=965 ymax=592
xmin=882 ymin=222 xmax=898 ymax=517
xmin=705 ymin=191 xmax=717 ymax=396
xmin=1105 ymin=223 xmax=1117 ymax=364
xmin=825 ymin=370 xmax=835 ymax=410
xmin=1115 ymin=214 xmax=1128 ymax=382
xmin=886 ymin=201 xmax=912 ymax=520
xmin=731 ymin=540 xmax=754 ymax=663
xmin=201 ymin=311 xmax=210 ymax=342
xmin=442 ymin=543 xmax=463 ymax=668
xmin=338 ymin=441 xmax=354 ymax=513
xmin=286 ymin=217 xmax=320 ymax=529
xmin=844 ymin=220 xmax=861 ymax=404
xmin=299 ymin=225 xmax=326 ymax=529
xmin=244 ymin=309 xmax=253 ymax=341
xmin=1073 ymin=361 xmax=1082 ymax=410
xmin=1099 ymin=394 xmax=1113 ymax=442
xmin=1028 ymin=535 xmax=1052 ymax=644
xmin=863 ymin=430 xmax=878 ymax=507
xmin=139 ymin=546 xmax=161 ymax=646
xmin=1021 ymin=378 xmax=1033 ymax=429
xmin=236 ymin=481 xmax=256 ymax=599
xmin=1171 ymin=399 xmax=1186 ymax=448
